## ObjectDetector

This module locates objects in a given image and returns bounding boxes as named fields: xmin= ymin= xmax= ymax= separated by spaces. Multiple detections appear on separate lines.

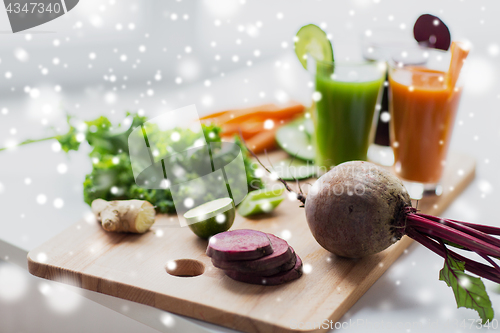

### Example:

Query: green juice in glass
xmin=311 ymin=60 xmax=384 ymax=170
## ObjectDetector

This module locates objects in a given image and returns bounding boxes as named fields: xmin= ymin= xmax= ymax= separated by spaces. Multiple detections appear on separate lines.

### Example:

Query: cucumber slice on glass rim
xmin=184 ymin=197 xmax=235 ymax=239
xmin=295 ymin=24 xmax=334 ymax=69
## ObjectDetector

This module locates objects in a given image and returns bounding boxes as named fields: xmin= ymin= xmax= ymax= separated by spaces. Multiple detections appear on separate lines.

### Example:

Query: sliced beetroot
xmin=413 ymin=14 xmax=451 ymax=51
xmin=254 ymin=250 xmax=297 ymax=277
xmin=236 ymin=247 xmax=297 ymax=277
xmin=206 ymin=229 xmax=273 ymax=261
xmin=224 ymin=254 xmax=303 ymax=286
xmin=212 ymin=234 xmax=294 ymax=274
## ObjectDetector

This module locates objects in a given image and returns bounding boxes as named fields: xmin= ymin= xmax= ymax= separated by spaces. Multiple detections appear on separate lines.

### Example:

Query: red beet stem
xmin=410 ymin=207 xmax=500 ymax=236
xmin=478 ymin=251 xmax=500 ymax=272
xmin=447 ymin=220 xmax=500 ymax=236
xmin=404 ymin=209 xmax=500 ymax=283
xmin=423 ymin=232 xmax=500 ymax=277
xmin=416 ymin=213 xmax=500 ymax=249
xmin=406 ymin=228 xmax=500 ymax=283
xmin=406 ymin=214 xmax=500 ymax=258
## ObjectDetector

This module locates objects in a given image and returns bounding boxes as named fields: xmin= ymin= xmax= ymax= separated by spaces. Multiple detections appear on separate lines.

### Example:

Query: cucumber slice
xmin=184 ymin=198 xmax=235 ymax=239
xmin=295 ymin=24 xmax=334 ymax=70
xmin=238 ymin=197 xmax=284 ymax=217
xmin=245 ymin=186 xmax=285 ymax=201
xmin=274 ymin=158 xmax=316 ymax=181
xmin=275 ymin=118 xmax=315 ymax=161
xmin=238 ymin=187 xmax=285 ymax=217
xmin=303 ymin=117 xmax=314 ymax=137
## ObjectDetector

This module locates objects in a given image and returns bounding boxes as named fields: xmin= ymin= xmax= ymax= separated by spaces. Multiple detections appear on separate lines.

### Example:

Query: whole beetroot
xmin=245 ymin=145 xmax=500 ymax=323
xmin=305 ymin=161 xmax=411 ymax=258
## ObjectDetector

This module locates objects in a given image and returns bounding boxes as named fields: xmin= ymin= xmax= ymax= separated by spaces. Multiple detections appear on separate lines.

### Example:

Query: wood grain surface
xmin=28 ymin=151 xmax=475 ymax=333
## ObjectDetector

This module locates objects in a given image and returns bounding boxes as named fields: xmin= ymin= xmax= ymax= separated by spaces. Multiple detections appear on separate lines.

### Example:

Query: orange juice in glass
xmin=388 ymin=43 xmax=468 ymax=198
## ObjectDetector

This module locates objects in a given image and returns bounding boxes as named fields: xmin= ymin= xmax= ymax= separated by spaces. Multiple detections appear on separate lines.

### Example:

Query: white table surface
xmin=1 ymin=52 xmax=500 ymax=333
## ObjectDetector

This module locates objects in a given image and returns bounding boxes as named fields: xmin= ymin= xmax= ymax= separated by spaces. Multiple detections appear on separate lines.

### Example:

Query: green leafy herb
xmin=2 ymin=112 xmax=263 ymax=214
xmin=439 ymin=254 xmax=494 ymax=323
xmin=55 ymin=116 xmax=82 ymax=152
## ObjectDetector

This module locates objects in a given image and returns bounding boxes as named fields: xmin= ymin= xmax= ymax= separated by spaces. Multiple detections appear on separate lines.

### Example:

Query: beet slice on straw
xmin=413 ymin=14 xmax=451 ymax=51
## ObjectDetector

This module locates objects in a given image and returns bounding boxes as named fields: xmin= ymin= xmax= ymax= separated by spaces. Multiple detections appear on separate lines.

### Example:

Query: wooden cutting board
xmin=28 ymin=151 xmax=475 ymax=333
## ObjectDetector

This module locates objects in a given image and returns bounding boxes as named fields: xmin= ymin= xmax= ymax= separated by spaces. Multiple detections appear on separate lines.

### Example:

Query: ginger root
xmin=91 ymin=199 xmax=156 ymax=233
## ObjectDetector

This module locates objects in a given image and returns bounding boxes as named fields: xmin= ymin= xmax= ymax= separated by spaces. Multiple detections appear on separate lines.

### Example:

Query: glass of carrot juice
xmin=388 ymin=56 xmax=463 ymax=199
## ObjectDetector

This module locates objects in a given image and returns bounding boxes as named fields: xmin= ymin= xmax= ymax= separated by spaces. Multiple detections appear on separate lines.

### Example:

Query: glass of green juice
xmin=308 ymin=56 xmax=385 ymax=171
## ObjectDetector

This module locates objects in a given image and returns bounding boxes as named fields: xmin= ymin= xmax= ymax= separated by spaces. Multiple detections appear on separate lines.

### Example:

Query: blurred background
xmin=0 ymin=0 xmax=499 ymax=332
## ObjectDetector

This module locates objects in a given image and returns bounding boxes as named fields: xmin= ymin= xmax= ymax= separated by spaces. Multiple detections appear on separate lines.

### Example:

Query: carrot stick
xmin=245 ymin=127 xmax=279 ymax=154
xmin=221 ymin=122 xmax=263 ymax=139
xmin=224 ymin=102 xmax=304 ymax=125
xmin=220 ymin=115 xmax=299 ymax=139
xmin=199 ymin=104 xmax=276 ymax=121
xmin=201 ymin=102 xmax=305 ymax=125
xmin=446 ymin=41 xmax=470 ymax=89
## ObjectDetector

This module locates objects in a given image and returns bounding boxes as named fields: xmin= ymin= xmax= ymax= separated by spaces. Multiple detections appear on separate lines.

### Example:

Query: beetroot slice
xmin=413 ymin=14 xmax=451 ymax=51
xmin=255 ymin=249 xmax=297 ymax=277
xmin=212 ymin=234 xmax=294 ymax=274
xmin=224 ymin=254 xmax=303 ymax=286
xmin=206 ymin=229 xmax=273 ymax=261
xmin=219 ymin=248 xmax=297 ymax=277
